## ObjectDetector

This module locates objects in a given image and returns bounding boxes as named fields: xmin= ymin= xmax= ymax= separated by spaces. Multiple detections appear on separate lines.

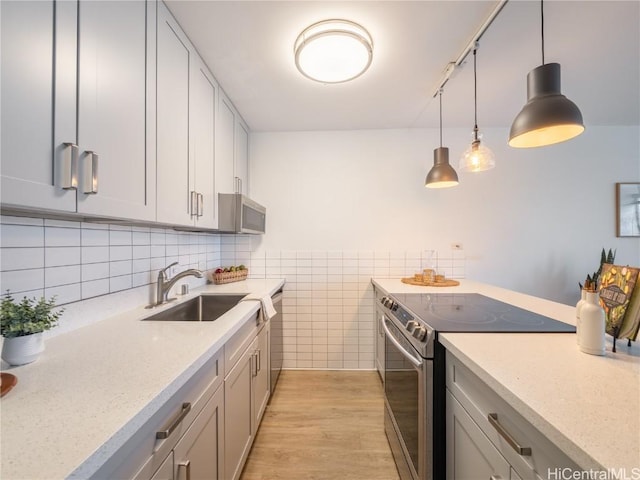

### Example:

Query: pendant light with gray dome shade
xmin=508 ymin=0 xmax=584 ymax=148
xmin=425 ymin=89 xmax=459 ymax=189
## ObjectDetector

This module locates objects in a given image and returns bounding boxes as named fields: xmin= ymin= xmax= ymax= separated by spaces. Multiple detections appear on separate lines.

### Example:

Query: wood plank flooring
xmin=240 ymin=370 xmax=400 ymax=480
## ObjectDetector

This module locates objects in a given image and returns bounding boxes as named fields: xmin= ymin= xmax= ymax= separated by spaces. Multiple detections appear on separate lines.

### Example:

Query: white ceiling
xmin=165 ymin=0 xmax=640 ymax=132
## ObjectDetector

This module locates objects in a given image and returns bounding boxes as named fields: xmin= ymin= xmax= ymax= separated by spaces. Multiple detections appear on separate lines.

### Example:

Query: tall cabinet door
xmin=156 ymin=1 xmax=192 ymax=226
xmin=235 ymin=119 xmax=249 ymax=196
xmin=215 ymin=93 xmax=236 ymax=195
xmin=253 ymin=323 xmax=270 ymax=428
xmin=76 ymin=0 xmax=156 ymax=221
xmin=191 ymin=59 xmax=217 ymax=229
xmin=0 ymin=0 xmax=77 ymax=212
xmin=224 ymin=340 xmax=255 ymax=480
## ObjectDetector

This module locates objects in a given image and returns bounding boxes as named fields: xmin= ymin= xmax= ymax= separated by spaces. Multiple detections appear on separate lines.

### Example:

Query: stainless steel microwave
xmin=218 ymin=193 xmax=266 ymax=234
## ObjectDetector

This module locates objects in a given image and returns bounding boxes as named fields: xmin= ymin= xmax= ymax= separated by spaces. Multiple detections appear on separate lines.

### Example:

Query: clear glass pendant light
xmin=460 ymin=45 xmax=495 ymax=172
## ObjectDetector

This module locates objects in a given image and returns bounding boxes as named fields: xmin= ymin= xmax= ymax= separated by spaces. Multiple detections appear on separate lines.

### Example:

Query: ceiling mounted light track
xmin=460 ymin=43 xmax=495 ymax=173
xmin=294 ymin=19 xmax=373 ymax=84
xmin=508 ymin=0 xmax=584 ymax=148
xmin=426 ymin=90 xmax=459 ymax=189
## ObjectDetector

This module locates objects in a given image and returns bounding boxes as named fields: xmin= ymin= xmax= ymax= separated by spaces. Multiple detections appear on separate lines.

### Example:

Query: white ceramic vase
xmin=578 ymin=291 xmax=606 ymax=356
xmin=575 ymin=289 xmax=587 ymax=344
xmin=1 ymin=332 xmax=44 ymax=366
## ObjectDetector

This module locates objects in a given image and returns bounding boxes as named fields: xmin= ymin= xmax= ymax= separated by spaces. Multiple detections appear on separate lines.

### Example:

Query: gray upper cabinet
xmin=75 ymin=0 xmax=156 ymax=221
xmin=1 ymin=0 xmax=77 ymax=212
xmin=156 ymin=1 xmax=192 ymax=226
xmin=216 ymin=91 xmax=250 ymax=197
xmin=1 ymin=0 xmax=156 ymax=221
xmin=156 ymin=1 xmax=217 ymax=228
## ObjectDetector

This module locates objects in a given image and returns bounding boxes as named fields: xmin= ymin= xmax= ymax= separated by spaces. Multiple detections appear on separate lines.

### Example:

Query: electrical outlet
xmin=451 ymin=243 xmax=463 ymax=251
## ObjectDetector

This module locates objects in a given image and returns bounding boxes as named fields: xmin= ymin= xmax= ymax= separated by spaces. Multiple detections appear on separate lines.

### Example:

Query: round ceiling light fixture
xmin=294 ymin=19 xmax=373 ymax=84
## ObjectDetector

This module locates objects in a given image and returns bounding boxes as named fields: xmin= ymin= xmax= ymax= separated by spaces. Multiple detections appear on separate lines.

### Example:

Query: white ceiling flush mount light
xmin=294 ymin=19 xmax=373 ymax=84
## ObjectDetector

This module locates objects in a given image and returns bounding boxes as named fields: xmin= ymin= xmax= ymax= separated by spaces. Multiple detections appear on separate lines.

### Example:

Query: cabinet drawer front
xmin=446 ymin=351 xmax=579 ymax=479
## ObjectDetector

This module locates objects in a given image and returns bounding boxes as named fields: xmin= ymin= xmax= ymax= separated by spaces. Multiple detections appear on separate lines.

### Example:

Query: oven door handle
xmin=382 ymin=317 xmax=423 ymax=369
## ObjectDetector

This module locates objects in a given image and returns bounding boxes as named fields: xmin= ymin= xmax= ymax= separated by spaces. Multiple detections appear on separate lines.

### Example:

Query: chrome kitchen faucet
xmin=154 ymin=261 xmax=203 ymax=306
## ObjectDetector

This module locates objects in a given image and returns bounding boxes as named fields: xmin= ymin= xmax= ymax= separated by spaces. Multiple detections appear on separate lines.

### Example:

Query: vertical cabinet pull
xmin=178 ymin=460 xmax=191 ymax=480
xmin=257 ymin=348 xmax=261 ymax=372
xmin=488 ymin=413 xmax=532 ymax=456
xmin=190 ymin=191 xmax=198 ymax=216
xmin=197 ymin=193 xmax=203 ymax=217
xmin=61 ymin=143 xmax=78 ymax=190
xmin=83 ymin=151 xmax=99 ymax=194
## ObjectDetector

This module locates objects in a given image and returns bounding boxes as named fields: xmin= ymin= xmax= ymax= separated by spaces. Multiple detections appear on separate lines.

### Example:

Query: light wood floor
xmin=239 ymin=370 xmax=400 ymax=480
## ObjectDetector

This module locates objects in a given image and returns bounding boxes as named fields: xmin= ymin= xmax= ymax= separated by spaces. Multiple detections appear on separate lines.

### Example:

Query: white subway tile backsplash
xmin=1 ymin=247 xmax=44 ymax=271
xmin=110 ymin=275 xmax=132 ymax=293
xmin=109 ymin=230 xmax=132 ymax=246
xmin=1 ymin=213 xmax=467 ymax=370
xmin=45 ymin=265 xmax=81 ymax=288
xmin=82 ymin=262 xmax=109 ymax=282
xmin=82 ymin=279 xmax=110 ymax=299
xmin=82 ymin=246 xmax=109 ymax=264
xmin=45 ymin=247 xmax=81 ymax=268
xmin=82 ymin=229 xmax=109 ymax=246
xmin=1 ymin=224 xmax=44 ymax=248
xmin=1 ymin=268 xmax=44 ymax=293
xmin=45 ymin=227 xmax=80 ymax=247
xmin=45 ymin=283 xmax=81 ymax=304
xmin=1 ymin=215 xmax=44 ymax=226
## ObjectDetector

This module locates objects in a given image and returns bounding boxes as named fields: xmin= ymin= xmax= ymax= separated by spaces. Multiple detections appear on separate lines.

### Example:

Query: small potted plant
xmin=1 ymin=292 xmax=63 ymax=366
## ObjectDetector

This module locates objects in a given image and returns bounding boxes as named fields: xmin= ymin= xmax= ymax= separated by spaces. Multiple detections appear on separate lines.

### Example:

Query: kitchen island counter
xmin=373 ymin=278 xmax=640 ymax=475
xmin=0 ymin=279 xmax=284 ymax=480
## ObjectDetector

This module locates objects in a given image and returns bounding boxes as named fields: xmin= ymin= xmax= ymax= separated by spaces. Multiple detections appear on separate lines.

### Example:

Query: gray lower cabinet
xmin=224 ymin=320 xmax=270 ymax=480
xmin=446 ymin=351 xmax=578 ymax=480
xmin=446 ymin=390 xmax=511 ymax=480
xmin=173 ymin=385 xmax=224 ymax=480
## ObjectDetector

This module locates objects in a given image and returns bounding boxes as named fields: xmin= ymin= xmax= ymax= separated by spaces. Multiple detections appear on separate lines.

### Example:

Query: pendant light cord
xmin=541 ymin=0 xmax=545 ymax=65
xmin=439 ymin=89 xmax=443 ymax=147
xmin=473 ymin=47 xmax=478 ymax=139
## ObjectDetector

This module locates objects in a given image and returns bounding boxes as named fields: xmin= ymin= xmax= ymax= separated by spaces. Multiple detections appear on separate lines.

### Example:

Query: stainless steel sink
xmin=143 ymin=295 xmax=246 ymax=322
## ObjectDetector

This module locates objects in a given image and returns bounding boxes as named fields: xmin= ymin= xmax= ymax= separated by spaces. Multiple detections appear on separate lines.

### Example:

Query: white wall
xmin=250 ymin=126 xmax=640 ymax=305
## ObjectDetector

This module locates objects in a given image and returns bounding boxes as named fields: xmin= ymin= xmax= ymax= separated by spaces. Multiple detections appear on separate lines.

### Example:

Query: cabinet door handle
xmin=257 ymin=348 xmax=261 ymax=372
xmin=197 ymin=193 xmax=203 ymax=217
xmin=156 ymin=402 xmax=191 ymax=439
xmin=83 ymin=151 xmax=99 ymax=194
xmin=490 ymin=476 xmax=503 ymax=480
xmin=190 ymin=191 xmax=197 ymax=216
xmin=488 ymin=413 xmax=532 ymax=456
xmin=61 ymin=143 xmax=78 ymax=190
xmin=178 ymin=460 xmax=191 ymax=480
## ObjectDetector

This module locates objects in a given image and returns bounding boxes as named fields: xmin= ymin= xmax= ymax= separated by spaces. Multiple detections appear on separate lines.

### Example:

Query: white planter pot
xmin=2 ymin=333 xmax=44 ymax=366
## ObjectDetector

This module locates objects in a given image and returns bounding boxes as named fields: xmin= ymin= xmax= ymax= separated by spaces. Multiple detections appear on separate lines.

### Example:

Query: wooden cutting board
xmin=401 ymin=277 xmax=460 ymax=287
xmin=1 ymin=373 xmax=18 ymax=397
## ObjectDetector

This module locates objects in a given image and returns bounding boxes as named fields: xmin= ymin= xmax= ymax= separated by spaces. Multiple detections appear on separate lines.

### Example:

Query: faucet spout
xmin=155 ymin=265 xmax=203 ymax=306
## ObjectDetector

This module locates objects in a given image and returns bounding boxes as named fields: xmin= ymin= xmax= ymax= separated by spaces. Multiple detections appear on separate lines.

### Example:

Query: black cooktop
xmin=390 ymin=293 xmax=575 ymax=333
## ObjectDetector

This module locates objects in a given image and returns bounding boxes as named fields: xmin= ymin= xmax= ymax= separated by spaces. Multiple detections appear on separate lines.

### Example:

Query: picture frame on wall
xmin=616 ymin=182 xmax=640 ymax=237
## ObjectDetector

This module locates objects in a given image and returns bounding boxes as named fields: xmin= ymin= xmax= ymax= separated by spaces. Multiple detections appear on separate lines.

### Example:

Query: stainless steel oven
xmin=382 ymin=314 xmax=432 ymax=480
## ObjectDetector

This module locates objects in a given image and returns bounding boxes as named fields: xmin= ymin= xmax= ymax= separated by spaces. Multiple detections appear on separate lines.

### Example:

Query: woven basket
xmin=210 ymin=269 xmax=248 ymax=285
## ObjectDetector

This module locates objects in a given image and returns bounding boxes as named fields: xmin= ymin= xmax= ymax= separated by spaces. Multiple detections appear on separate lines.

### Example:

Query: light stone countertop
xmin=372 ymin=278 xmax=640 ymax=473
xmin=0 ymin=279 xmax=285 ymax=480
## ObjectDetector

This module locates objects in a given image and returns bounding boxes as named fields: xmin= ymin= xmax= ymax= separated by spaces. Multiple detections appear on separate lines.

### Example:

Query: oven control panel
xmin=380 ymin=296 xmax=428 ymax=342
